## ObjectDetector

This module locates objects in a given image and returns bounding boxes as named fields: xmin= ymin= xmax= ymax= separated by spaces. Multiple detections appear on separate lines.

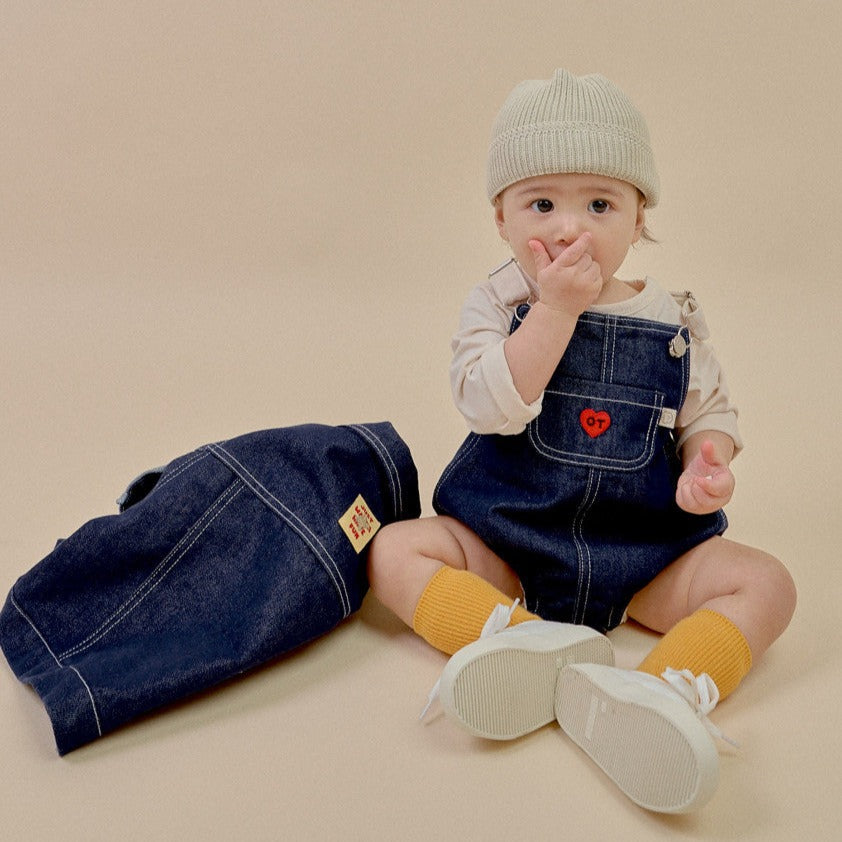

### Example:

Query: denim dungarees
xmin=434 ymin=304 xmax=727 ymax=633
xmin=0 ymin=422 xmax=420 ymax=754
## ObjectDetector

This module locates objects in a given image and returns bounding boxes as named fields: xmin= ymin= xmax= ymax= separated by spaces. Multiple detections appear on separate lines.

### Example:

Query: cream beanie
xmin=486 ymin=69 xmax=659 ymax=206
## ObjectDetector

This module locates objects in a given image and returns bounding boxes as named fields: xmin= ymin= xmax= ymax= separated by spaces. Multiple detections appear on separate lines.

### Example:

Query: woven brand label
xmin=338 ymin=494 xmax=381 ymax=553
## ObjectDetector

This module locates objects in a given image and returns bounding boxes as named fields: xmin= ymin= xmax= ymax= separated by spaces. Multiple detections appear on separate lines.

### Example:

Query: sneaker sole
xmin=555 ymin=664 xmax=719 ymax=813
xmin=439 ymin=623 xmax=614 ymax=740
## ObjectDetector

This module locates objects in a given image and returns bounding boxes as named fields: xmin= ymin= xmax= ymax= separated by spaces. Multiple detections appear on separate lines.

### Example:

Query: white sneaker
xmin=427 ymin=608 xmax=613 ymax=740
xmin=555 ymin=664 xmax=730 ymax=813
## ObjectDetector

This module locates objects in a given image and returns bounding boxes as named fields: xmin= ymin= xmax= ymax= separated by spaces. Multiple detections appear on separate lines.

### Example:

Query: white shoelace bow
xmin=661 ymin=667 xmax=739 ymax=748
xmin=419 ymin=599 xmax=521 ymax=721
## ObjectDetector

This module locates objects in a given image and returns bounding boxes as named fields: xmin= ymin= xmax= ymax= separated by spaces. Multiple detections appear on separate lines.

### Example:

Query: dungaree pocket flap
xmin=529 ymin=380 xmax=665 ymax=471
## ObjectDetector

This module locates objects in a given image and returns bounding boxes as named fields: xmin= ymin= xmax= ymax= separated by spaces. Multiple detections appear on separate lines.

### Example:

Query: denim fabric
xmin=434 ymin=306 xmax=726 ymax=632
xmin=0 ymin=422 xmax=420 ymax=754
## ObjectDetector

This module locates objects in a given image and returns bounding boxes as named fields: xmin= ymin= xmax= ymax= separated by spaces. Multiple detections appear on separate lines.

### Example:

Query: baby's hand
xmin=675 ymin=439 xmax=735 ymax=515
xmin=529 ymin=233 xmax=603 ymax=318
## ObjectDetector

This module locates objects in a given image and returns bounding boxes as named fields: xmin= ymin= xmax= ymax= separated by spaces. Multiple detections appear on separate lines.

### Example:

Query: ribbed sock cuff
xmin=412 ymin=566 xmax=537 ymax=655
xmin=637 ymin=609 xmax=752 ymax=700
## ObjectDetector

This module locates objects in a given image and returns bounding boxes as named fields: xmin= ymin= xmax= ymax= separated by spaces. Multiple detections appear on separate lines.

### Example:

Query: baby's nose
xmin=553 ymin=214 xmax=587 ymax=245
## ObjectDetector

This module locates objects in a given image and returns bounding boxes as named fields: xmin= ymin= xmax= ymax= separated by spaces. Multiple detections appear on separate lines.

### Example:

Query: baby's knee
xmin=773 ymin=557 xmax=797 ymax=619
xmin=752 ymin=550 xmax=797 ymax=627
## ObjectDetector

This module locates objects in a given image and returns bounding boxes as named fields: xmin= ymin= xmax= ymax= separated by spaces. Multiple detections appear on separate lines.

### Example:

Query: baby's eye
xmin=530 ymin=199 xmax=554 ymax=213
xmin=588 ymin=199 xmax=610 ymax=214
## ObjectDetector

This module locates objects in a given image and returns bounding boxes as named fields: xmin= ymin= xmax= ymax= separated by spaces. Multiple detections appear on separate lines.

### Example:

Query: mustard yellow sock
xmin=411 ymin=566 xmax=539 ymax=655
xmin=637 ymin=609 xmax=753 ymax=700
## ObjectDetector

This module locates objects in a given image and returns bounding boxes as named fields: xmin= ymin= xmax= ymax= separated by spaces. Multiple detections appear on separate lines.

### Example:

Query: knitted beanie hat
xmin=486 ymin=69 xmax=659 ymax=206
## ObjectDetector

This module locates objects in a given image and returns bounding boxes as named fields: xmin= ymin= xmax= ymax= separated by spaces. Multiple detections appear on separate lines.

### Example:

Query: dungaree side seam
xmin=206 ymin=443 xmax=353 ymax=617
xmin=572 ymin=468 xmax=601 ymax=625
xmin=10 ymin=590 xmax=103 ymax=737
xmin=346 ymin=424 xmax=401 ymax=518
xmin=58 ymin=479 xmax=246 ymax=660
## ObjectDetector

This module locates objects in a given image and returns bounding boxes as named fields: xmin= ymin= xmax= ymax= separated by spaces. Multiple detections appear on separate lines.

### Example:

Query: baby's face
xmin=494 ymin=173 xmax=645 ymax=285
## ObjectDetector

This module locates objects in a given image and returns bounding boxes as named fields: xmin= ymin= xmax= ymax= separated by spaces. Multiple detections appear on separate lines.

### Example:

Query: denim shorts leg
xmin=0 ymin=422 xmax=420 ymax=754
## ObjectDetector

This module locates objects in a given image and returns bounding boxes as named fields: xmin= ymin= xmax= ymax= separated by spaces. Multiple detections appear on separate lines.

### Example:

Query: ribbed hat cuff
xmin=487 ymin=124 xmax=659 ymax=205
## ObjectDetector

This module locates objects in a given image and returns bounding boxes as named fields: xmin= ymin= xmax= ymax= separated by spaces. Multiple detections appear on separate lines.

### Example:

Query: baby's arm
xmin=675 ymin=431 xmax=736 ymax=515
xmin=504 ymin=233 xmax=602 ymax=404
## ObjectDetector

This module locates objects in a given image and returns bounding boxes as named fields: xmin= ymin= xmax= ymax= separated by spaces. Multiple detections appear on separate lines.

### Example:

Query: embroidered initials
xmin=580 ymin=408 xmax=611 ymax=438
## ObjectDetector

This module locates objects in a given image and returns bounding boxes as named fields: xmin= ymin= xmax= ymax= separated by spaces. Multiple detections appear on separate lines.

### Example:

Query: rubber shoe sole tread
xmin=439 ymin=622 xmax=614 ymax=740
xmin=555 ymin=663 xmax=720 ymax=813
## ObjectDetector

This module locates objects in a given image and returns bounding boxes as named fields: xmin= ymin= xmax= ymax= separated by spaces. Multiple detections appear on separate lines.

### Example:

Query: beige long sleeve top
xmin=449 ymin=259 xmax=742 ymax=454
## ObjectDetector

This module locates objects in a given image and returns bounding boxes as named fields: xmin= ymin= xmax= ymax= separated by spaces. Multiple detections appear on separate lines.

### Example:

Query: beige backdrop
xmin=2 ymin=2 xmax=840 ymax=839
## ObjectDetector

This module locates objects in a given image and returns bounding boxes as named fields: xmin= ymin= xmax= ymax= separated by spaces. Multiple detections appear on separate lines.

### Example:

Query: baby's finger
xmin=700 ymin=439 xmax=726 ymax=468
xmin=708 ymin=471 xmax=734 ymax=498
xmin=693 ymin=475 xmax=719 ymax=498
xmin=677 ymin=478 xmax=718 ymax=515
xmin=528 ymin=240 xmax=552 ymax=273
xmin=697 ymin=471 xmax=734 ymax=507
xmin=556 ymin=232 xmax=592 ymax=267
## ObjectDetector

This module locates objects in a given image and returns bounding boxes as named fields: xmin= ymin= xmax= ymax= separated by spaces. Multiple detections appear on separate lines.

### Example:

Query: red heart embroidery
xmin=580 ymin=408 xmax=611 ymax=438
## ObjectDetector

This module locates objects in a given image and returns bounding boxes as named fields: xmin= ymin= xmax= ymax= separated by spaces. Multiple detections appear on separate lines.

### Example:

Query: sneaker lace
xmin=661 ymin=667 xmax=739 ymax=748
xmin=419 ymin=599 xmax=521 ymax=721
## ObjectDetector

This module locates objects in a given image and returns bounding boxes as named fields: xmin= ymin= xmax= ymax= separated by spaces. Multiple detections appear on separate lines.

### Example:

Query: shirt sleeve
xmin=675 ymin=337 xmax=744 ymax=456
xmin=449 ymin=277 xmax=542 ymax=435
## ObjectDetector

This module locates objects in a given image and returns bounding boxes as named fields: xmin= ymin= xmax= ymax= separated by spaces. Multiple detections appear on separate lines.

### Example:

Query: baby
xmin=367 ymin=69 xmax=796 ymax=813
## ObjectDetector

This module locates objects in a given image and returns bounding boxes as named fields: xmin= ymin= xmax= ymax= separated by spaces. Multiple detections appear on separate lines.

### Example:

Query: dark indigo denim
xmin=434 ymin=306 xmax=726 ymax=633
xmin=0 ymin=422 xmax=420 ymax=754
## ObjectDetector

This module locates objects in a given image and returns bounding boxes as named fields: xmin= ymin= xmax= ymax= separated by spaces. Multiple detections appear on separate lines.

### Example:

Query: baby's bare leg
xmin=622 ymin=536 xmax=796 ymax=702
xmin=627 ymin=536 xmax=796 ymax=661
xmin=367 ymin=515 xmax=522 ymax=629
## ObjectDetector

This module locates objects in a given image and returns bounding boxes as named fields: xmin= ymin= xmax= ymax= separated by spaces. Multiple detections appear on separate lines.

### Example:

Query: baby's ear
xmin=493 ymin=198 xmax=508 ymax=241
xmin=633 ymin=192 xmax=647 ymax=242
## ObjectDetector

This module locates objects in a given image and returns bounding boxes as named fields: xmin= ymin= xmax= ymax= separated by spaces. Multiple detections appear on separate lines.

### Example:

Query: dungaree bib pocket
xmin=529 ymin=379 xmax=666 ymax=472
